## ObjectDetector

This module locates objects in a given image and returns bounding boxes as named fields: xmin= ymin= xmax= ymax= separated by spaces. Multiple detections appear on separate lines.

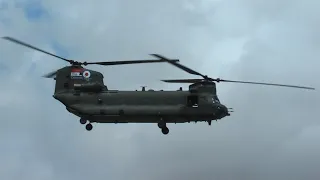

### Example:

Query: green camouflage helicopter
xmin=2 ymin=37 xmax=315 ymax=135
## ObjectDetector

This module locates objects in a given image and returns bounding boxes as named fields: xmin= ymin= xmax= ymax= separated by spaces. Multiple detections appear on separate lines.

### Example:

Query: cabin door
xmin=187 ymin=95 xmax=198 ymax=107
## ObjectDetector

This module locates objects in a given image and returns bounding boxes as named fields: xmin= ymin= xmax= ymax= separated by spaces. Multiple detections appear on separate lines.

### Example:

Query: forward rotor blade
xmin=214 ymin=78 xmax=315 ymax=90
xmin=150 ymin=54 xmax=206 ymax=78
xmin=2 ymin=37 xmax=72 ymax=63
xmin=85 ymin=59 xmax=179 ymax=66
xmin=162 ymin=78 xmax=315 ymax=90
xmin=161 ymin=79 xmax=204 ymax=83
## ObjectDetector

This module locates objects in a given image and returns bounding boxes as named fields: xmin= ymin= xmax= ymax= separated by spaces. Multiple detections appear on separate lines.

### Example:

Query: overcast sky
xmin=0 ymin=0 xmax=319 ymax=179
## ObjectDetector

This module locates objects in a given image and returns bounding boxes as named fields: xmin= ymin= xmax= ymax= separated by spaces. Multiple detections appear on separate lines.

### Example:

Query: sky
xmin=0 ymin=0 xmax=319 ymax=179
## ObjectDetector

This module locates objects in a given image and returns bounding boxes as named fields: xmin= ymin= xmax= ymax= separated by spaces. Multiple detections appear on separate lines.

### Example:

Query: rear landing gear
xmin=158 ymin=120 xmax=169 ymax=135
xmin=80 ymin=118 xmax=87 ymax=124
xmin=80 ymin=118 xmax=93 ymax=131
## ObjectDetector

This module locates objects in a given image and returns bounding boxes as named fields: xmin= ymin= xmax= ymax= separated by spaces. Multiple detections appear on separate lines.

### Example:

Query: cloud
xmin=20 ymin=0 xmax=49 ymax=21
xmin=0 ymin=0 xmax=319 ymax=180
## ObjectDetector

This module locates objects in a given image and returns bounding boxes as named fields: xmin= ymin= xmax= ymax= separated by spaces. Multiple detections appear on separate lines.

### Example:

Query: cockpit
xmin=207 ymin=95 xmax=220 ymax=104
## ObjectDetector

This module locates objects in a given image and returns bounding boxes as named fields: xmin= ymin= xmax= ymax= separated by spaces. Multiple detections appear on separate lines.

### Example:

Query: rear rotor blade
xmin=42 ymin=59 xmax=180 ymax=78
xmin=213 ymin=78 xmax=315 ymax=90
xmin=150 ymin=54 xmax=207 ymax=78
xmin=85 ymin=59 xmax=179 ymax=66
xmin=42 ymin=70 xmax=57 ymax=78
xmin=2 ymin=37 xmax=180 ymax=67
xmin=2 ymin=37 xmax=72 ymax=64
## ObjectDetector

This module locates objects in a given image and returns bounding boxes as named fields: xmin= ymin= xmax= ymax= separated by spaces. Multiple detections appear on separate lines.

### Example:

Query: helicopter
xmin=2 ymin=37 xmax=315 ymax=135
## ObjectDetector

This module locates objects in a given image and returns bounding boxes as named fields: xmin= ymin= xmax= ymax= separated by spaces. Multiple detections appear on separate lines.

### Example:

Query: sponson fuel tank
xmin=68 ymin=105 xmax=186 ymax=116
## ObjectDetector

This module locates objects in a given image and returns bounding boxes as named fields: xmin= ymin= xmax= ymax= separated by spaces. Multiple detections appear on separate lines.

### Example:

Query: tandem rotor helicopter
xmin=2 ymin=37 xmax=315 ymax=135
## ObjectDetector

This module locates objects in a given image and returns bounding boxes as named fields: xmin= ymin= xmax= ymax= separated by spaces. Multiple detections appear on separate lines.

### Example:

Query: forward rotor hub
xmin=155 ymin=54 xmax=315 ymax=90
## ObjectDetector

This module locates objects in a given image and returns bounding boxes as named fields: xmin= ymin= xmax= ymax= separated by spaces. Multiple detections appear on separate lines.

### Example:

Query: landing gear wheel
xmin=80 ymin=118 xmax=87 ymax=124
xmin=158 ymin=121 xmax=166 ymax=129
xmin=85 ymin=123 xmax=93 ymax=131
xmin=161 ymin=127 xmax=169 ymax=135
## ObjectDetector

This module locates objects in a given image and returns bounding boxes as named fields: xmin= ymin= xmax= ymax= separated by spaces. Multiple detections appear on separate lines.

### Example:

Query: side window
xmin=187 ymin=95 xmax=198 ymax=107
xmin=208 ymin=96 xmax=220 ymax=104
xmin=213 ymin=96 xmax=220 ymax=103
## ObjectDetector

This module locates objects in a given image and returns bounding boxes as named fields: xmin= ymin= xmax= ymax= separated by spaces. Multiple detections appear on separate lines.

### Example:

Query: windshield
xmin=208 ymin=96 xmax=220 ymax=104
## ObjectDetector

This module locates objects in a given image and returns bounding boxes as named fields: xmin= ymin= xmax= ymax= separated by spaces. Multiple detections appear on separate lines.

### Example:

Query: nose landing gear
xmin=161 ymin=127 xmax=169 ymax=135
xmin=158 ymin=119 xmax=169 ymax=135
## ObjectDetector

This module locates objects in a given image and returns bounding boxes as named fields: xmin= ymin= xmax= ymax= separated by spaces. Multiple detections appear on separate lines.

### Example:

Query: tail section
xmin=54 ymin=66 xmax=105 ymax=94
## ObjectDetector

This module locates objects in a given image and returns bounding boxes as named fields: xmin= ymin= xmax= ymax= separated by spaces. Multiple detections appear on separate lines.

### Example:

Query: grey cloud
xmin=0 ymin=0 xmax=319 ymax=180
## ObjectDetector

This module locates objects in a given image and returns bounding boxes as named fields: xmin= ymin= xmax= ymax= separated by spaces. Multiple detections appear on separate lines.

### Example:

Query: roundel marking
xmin=83 ymin=70 xmax=91 ymax=78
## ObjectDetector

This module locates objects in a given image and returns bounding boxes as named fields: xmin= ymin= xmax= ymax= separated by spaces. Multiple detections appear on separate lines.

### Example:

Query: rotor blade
xmin=85 ymin=59 xmax=179 ymax=66
xmin=42 ymin=70 xmax=57 ymax=78
xmin=162 ymin=78 xmax=315 ymax=90
xmin=161 ymin=79 xmax=204 ymax=83
xmin=150 ymin=54 xmax=206 ymax=78
xmin=214 ymin=78 xmax=315 ymax=90
xmin=2 ymin=36 xmax=72 ymax=63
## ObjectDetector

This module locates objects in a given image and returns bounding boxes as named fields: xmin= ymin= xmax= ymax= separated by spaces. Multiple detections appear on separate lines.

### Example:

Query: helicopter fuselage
xmin=2 ymin=36 xmax=314 ymax=135
xmin=54 ymin=90 xmax=230 ymax=124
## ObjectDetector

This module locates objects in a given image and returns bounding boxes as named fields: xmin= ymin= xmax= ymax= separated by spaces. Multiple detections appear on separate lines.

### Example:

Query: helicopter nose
xmin=216 ymin=104 xmax=229 ymax=117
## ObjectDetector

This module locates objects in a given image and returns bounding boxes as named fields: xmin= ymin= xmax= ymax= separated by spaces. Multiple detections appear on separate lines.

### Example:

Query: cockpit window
xmin=209 ymin=96 xmax=220 ymax=104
